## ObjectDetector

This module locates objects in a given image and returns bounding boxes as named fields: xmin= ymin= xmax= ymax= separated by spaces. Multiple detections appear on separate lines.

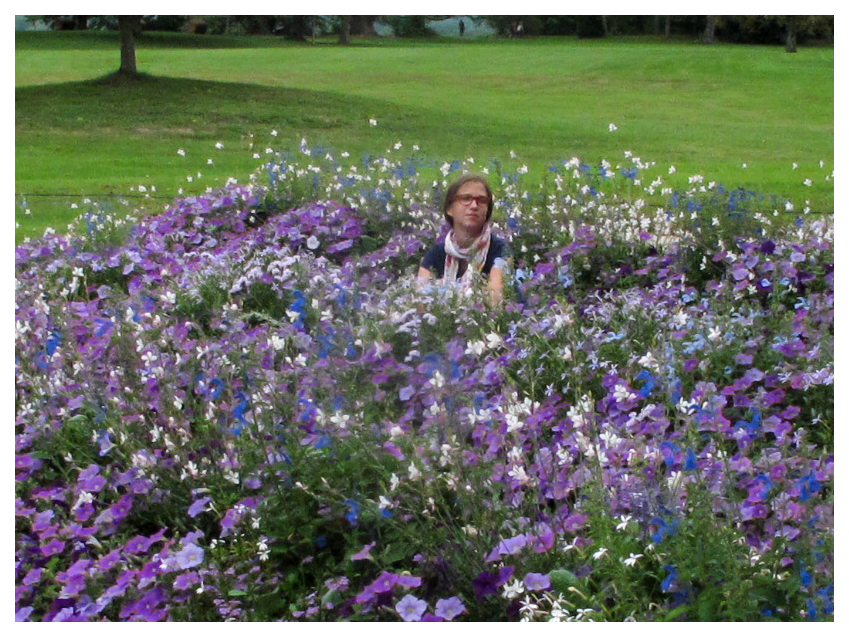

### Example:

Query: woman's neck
xmin=451 ymin=226 xmax=479 ymax=249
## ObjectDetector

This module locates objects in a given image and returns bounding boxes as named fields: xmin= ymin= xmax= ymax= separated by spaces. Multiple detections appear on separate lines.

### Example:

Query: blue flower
xmin=684 ymin=448 xmax=697 ymax=471
xmin=650 ymin=516 xmax=678 ymax=544
xmin=796 ymin=473 xmax=821 ymax=502
xmin=735 ymin=408 xmax=760 ymax=434
xmin=233 ymin=392 xmax=249 ymax=423
xmin=635 ymin=370 xmax=655 ymax=398
xmin=209 ymin=378 xmax=224 ymax=400
xmin=45 ymin=330 xmax=62 ymax=356
xmin=806 ymin=597 xmax=817 ymax=621
xmin=660 ymin=441 xmax=679 ymax=468
xmin=661 ymin=564 xmax=677 ymax=592
xmin=344 ymin=499 xmax=359 ymax=525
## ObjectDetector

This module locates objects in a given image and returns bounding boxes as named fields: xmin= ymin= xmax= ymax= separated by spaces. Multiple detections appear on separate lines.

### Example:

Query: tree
xmin=785 ymin=15 xmax=798 ymax=52
xmin=118 ymin=15 xmax=142 ymax=76
xmin=703 ymin=15 xmax=719 ymax=43
xmin=350 ymin=16 xmax=379 ymax=37
xmin=339 ymin=15 xmax=351 ymax=45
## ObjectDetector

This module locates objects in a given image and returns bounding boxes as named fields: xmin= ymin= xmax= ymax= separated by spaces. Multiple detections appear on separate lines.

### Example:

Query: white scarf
xmin=443 ymin=224 xmax=492 ymax=288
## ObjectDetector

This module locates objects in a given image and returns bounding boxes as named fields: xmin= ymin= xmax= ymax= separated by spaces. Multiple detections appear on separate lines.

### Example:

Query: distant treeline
xmin=24 ymin=15 xmax=834 ymax=47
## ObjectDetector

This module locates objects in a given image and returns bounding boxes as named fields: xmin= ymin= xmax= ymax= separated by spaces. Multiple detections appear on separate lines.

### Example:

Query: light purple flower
xmin=173 ymin=543 xmax=204 ymax=570
xmin=40 ymin=538 xmax=65 ymax=557
xmin=396 ymin=594 xmax=427 ymax=622
xmin=399 ymin=385 xmax=415 ymax=401
xmin=173 ymin=572 xmax=200 ymax=591
xmin=434 ymin=596 xmax=466 ymax=620
xmin=15 ymin=606 xmax=34 ymax=622
xmin=187 ymin=497 xmax=211 ymax=518
xmin=350 ymin=541 xmax=376 ymax=561
xmin=523 ymin=572 xmax=551 ymax=591
xmin=22 ymin=568 xmax=42 ymax=586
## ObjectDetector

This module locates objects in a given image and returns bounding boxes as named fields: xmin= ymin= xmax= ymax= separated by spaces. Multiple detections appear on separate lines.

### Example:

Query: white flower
xmin=505 ymin=413 xmax=523 ymax=433
xmin=306 ymin=236 xmax=320 ymax=250
xmin=408 ymin=462 xmax=421 ymax=480
xmin=507 ymin=464 xmax=530 ymax=485
xmin=369 ymin=118 xmax=378 ymax=126
xmin=613 ymin=384 xmax=635 ymax=403
xmin=592 ymin=547 xmax=608 ymax=560
xmin=615 ymin=515 xmax=632 ymax=531
xmin=803 ymin=179 xmax=812 ymax=187
xmin=502 ymin=578 xmax=525 ymax=599
xmin=667 ymin=470 xmax=684 ymax=491
xmin=608 ymin=123 xmax=618 ymax=132
xmin=466 ymin=340 xmax=485 ymax=356
xmin=622 ymin=553 xmax=643 ymax=567
xmin=177 ymin=148 xmax=185 ymax=156
xmin=330 ymin=411 xmax=350 ymax=429
xmin=215 ymin=142 xmax=223 ymax=149
xmin=485 ymin=333 xmax=503 ymax=349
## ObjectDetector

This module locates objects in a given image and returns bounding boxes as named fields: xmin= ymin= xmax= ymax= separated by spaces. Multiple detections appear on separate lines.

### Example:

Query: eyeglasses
xmin=454 ymin=194 xmax=491 ymax=207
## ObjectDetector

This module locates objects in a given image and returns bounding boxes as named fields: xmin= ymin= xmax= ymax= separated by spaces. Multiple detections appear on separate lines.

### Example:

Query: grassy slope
xmin=15 ymin=32 xmax=834 ymax=241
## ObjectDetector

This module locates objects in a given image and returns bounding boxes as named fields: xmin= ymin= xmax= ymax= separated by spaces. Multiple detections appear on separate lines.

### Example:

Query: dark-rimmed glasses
xmin=454 ymin=194 xmax=491 ymax=207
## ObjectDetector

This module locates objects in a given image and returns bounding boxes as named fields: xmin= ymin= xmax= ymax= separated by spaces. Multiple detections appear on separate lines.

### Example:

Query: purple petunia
xmin=172 ymin=543 xmax=204 ymax=570
xmin=523 ymin=572 xmax=551 ymax=591
xmin=396 ymin=594 xmax=427 ymax=622
xmin=350 ymin=541 xmax=376 ymax=561
xmin=434 ymin=596 xmax=466 ymax=620
xmin=187 ymin=497 xmax=211 ymax=518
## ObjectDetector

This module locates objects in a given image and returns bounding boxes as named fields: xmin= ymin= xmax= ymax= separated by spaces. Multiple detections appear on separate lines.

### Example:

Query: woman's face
xmin=447 ymin=181 xmax=490 ymax=235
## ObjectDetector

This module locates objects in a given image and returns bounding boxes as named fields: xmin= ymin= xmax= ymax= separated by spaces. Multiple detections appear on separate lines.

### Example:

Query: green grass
xmin=15 ymin=32 xmax=834 ymax=241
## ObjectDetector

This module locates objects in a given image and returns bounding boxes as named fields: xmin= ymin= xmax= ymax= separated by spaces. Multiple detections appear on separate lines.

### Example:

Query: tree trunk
xmin=601 ymin=15 xmax=609 ymax=36
xmin=665 ymin=16 xmax=671 ymax=38
xmin=785 ymin=15 xmax=798 ymax=52
xmin=350 ymin=16 xmax=379 ymax=37
xmin=339 ymin=15 xmax=351 ymax=45
xmin=702 ymin=15 xmax=718 ymax=44
xmin=118 ymin=16 xmax=141 ymax=75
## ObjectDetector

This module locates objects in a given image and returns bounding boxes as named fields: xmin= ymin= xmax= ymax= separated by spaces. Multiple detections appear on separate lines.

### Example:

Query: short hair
xmin=442 ymin=173 xmax=494 ymax=227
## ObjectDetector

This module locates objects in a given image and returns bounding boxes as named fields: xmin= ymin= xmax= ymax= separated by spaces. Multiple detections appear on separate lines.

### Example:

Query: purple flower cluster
xmin=15 ymin=150 xmax=833 ymax=621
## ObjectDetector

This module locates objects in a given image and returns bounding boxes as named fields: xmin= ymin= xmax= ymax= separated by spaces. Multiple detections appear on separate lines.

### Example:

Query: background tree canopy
xmin=21 ymin=14 xmax=834 ymax=47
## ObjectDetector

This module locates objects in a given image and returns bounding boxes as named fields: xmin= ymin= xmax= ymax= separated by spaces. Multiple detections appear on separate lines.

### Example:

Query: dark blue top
xmin=420 ymin=236 xmax=512 ymax=279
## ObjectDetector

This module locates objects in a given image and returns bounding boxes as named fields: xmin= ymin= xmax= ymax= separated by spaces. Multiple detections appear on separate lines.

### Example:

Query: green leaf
xmin=381 ymin=543 xmax=407 ymax=565
xmin=548 ymin=569 xmax=580 ymax=594
xmin=662 ymin=604 xmax=691 ymax=622
xmin=321 ymin=589 xmax=343 ymax=607
xmin=228 ymin=589 xmax=248 ymax=596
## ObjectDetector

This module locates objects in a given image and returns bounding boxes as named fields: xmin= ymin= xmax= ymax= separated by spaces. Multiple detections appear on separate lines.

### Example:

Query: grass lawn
xmin=15 ymin=31 xmax=834 ymax=241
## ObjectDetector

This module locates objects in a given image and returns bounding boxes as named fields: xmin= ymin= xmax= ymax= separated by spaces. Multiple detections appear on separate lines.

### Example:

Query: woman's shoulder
xmin=490 ymin=234 xmax=513 ymax=257
xmin=423 ymin=241 xmax=445 ymax=258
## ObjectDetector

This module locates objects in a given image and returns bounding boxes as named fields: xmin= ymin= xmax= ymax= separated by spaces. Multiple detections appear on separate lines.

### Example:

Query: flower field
xmin=15 ymin=141 xmax=833 ymax=621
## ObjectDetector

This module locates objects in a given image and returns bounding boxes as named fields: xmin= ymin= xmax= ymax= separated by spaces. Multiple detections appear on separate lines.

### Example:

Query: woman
xmin=417 ymin=174 xmax=512 ymax=306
